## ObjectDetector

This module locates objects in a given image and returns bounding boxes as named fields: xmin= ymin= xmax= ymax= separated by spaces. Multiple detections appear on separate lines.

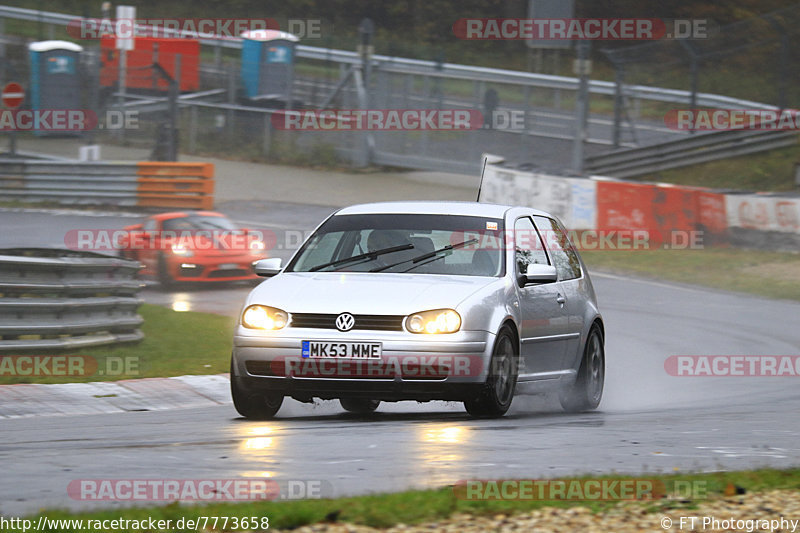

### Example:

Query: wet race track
xmin=1 ymin=205 xmax=799 ymax=515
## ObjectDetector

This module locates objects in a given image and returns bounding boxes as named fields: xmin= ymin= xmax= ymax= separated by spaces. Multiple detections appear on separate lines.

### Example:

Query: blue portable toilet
xmin=28 ymin=40 xmax=84 ymax=136
xmin=240 ymin=29 xmax=299 ymax=104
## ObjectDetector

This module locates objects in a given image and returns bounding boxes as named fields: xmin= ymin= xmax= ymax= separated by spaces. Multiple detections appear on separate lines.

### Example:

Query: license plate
xmin=302 ymin=341 xmax=382 ymax=359
xmin=218 ymin=263 xmax=239 ymax=270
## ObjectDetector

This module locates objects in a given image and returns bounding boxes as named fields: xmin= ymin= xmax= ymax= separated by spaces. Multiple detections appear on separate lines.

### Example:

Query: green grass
xmin=5 ymin=468 xmax=800 ymax=531
xmin=581 ymin=247 xmax=800 ymax=301
xmin=0 ymin=304 xmax=235 ymax=385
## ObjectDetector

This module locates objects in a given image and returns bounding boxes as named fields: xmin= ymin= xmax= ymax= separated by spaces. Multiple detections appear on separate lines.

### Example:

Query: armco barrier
xmin=0 ymin=160 xmax=214 ymax=209
xmin=0 ymin=249 xmax=144 ymax=351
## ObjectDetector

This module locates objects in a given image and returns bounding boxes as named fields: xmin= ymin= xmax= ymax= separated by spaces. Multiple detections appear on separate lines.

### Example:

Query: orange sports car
xmin=120 ymin=211 xmax=268 ymax=286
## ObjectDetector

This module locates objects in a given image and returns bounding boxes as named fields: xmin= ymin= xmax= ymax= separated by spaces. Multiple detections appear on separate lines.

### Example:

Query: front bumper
xmin=232 ymin=327 xmax=495 ymax=402
xmin=167 ymin=254 xmax=263 ymax=281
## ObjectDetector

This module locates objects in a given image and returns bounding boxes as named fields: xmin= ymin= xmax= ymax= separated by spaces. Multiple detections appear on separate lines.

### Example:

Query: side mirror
xmin=521 ymin=264 xmax=557 ymax=285
xmin=254 ymin=257 xmax=282 ymax=277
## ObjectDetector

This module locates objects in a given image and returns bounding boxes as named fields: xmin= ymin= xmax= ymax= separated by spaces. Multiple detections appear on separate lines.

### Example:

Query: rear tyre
xmin=464 ymin=326 xmax=518 ymax=418
xmin=559 ymin=325 xmax=605 ymax=413
xmin=230 ymin=361 xmax=284 ymax=419
xmin=340 ymin=398 xmax=380 ymax=414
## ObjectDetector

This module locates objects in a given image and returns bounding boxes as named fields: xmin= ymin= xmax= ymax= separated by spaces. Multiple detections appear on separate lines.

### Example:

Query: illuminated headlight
xmin=171 ymin=243 xmax=194 ymax=257
xmin=249 ymin=240 xmax=266 ymax=253
xmin=242 ymin=305 xmax=288 ymax=330
xmin=406 ymin=309 xmax=461 ymax=334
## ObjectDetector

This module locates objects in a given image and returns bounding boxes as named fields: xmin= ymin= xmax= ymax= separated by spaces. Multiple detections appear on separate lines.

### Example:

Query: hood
xmin=247 ymin=272 xmax=499 ymax=315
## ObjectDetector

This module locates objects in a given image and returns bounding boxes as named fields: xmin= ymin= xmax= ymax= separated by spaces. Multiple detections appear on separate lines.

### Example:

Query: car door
xmin=514 ymin=216 xmax=569 ymax=379
xmin=532 ymin=216 xmax=584 ymax=372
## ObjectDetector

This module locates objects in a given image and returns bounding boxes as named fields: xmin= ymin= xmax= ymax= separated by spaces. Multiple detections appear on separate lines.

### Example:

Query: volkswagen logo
xmin=335 ymin=313 xmax=355 ymax=332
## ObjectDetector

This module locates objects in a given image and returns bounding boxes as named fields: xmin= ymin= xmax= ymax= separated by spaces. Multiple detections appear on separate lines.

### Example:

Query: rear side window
xmin=532 ymin=216 xmax=581 ymax=281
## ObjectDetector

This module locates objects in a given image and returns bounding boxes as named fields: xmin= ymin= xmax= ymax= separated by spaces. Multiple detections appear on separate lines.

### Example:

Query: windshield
xmin=287 ymin=214 xmax=505 ymax=277
xmin=161 ymin=215 xmax=239 ymax=231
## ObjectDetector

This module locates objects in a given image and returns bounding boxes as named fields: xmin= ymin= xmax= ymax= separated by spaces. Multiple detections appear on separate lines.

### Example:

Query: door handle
xmin=556 ymin=295 xmax=565 ymax=304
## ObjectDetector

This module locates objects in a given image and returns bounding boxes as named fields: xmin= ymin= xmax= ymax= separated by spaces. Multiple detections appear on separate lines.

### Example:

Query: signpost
xmin=2 ymin=82 xmax=25 ymax=155
xmin=116 ymin=5 xmax=135 ymax=141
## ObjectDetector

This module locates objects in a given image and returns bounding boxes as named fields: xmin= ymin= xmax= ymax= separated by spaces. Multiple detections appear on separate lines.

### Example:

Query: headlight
xmin=406 ymin=309 xmax=461 ymax=334
xmin=249 ymin=240 xmax=266 ymax=253
xmin=171 ymin=243 xmax=194 ymax=257
xmin=242 ymin=305 xmax=288 ymax=330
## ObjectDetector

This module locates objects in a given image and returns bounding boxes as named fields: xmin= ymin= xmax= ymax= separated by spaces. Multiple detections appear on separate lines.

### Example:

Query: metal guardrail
xmin=0 ymin=248 xmax=144 ymax=351
xmin=0 ymin=160 xmax=215 ymax=208
xmin=0 ymin=5 xmax=778 ymax=112
xmin=585 ymin=129 xmax=799 ymax=178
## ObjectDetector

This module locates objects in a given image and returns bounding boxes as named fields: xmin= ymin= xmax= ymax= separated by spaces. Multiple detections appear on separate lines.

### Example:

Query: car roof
xmin=150 ymin=211 xmax=224 ymax=221
xmin=335 ymin=201 xmax=550 ymax=218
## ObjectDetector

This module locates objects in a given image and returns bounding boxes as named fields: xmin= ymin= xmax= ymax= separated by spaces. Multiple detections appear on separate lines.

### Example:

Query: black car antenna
xmin=476 ymin=155 xmax=488 ymax=202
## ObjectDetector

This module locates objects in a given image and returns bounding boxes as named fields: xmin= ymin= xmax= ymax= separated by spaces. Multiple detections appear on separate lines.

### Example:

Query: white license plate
xmin=218 ymin=263 xmax=239 ymax=270
xmin=302 ymin=341 xmax=382 ymax=359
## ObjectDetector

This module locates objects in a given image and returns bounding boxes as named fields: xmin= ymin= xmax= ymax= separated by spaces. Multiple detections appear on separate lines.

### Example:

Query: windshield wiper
xmin=309 ymin=243 xmax=414 ymax=272
xmin=372 ymin=239 xmax=479 ymax=273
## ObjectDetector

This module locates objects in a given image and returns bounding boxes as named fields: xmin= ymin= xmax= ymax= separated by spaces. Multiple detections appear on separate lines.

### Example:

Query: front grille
xmin=179 ymin=265 xmax=204 ymax=277
xmin=289 ymin=313 xmax=405 ymax=331
xmin=245 ymin=360 xmax=446 ymax=380
xmin=207 ymin=268 xmax=249 ymax=278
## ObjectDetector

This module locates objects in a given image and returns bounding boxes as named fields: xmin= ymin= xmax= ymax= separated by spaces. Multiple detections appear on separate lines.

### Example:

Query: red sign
xmin=2 ymin=82 xmax=24 ymax=109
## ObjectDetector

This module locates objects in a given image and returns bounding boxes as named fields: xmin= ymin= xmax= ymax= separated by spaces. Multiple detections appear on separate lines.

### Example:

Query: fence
xmin=0 ymin=5 xmax=797 ymax=176
xmin=0 ymin=160 xmax=215 ymax=209
xmin=0 ymin=248 xmax=144 ymax=351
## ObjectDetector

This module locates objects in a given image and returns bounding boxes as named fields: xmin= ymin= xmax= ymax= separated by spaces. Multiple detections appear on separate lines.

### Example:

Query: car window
xmin=513 ymin=216 xmax=549 ymax=275
xmin=288 ymin=214 xmax=505 ymax=277
xmin=162 ymin=215 xmax=238 ymax=231
xmin=142 ymin=218 xmax=158 ymax=232
xmin=294 ymin=231 xmax=348 ymax=271
xmin=532 ymin=216 xmax=581 ymax=281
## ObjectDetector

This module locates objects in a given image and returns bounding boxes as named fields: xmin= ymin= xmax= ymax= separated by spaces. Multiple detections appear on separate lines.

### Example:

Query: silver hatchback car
xmin=231 ymin=201 xmax=605 ymax=419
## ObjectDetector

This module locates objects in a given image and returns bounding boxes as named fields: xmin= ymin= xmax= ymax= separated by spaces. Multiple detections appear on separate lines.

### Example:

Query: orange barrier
xmin=136 ymin=162 xmax=215 ymax=210
xmin=596 ymin=181 xmax=727 ymax=245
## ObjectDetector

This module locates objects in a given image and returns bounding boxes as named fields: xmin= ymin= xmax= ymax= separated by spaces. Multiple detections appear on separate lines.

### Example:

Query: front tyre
xmin=339 ymin=398 xmax=380 ymax=414
xmin=230 ymin=361 xmax=283 ymax=419
xmin=559 ymin=324 xmax=605 ymax=412
xmin=464 ymin=326 xmax=518 ymax=418
xmin=157 ymin=254 xmax=175 ymax=290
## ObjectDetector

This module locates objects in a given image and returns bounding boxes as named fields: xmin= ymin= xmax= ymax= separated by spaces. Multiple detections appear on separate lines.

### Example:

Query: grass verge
xmin=581 ymin=247 xmax=800 ymax=301
xmin=0 ymin=304 xmax=235 ymax=385
xmin=5 ymin=468 xmax=800 ymax=531
xmin=632 ymin=144 xmax=799 ymax=192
